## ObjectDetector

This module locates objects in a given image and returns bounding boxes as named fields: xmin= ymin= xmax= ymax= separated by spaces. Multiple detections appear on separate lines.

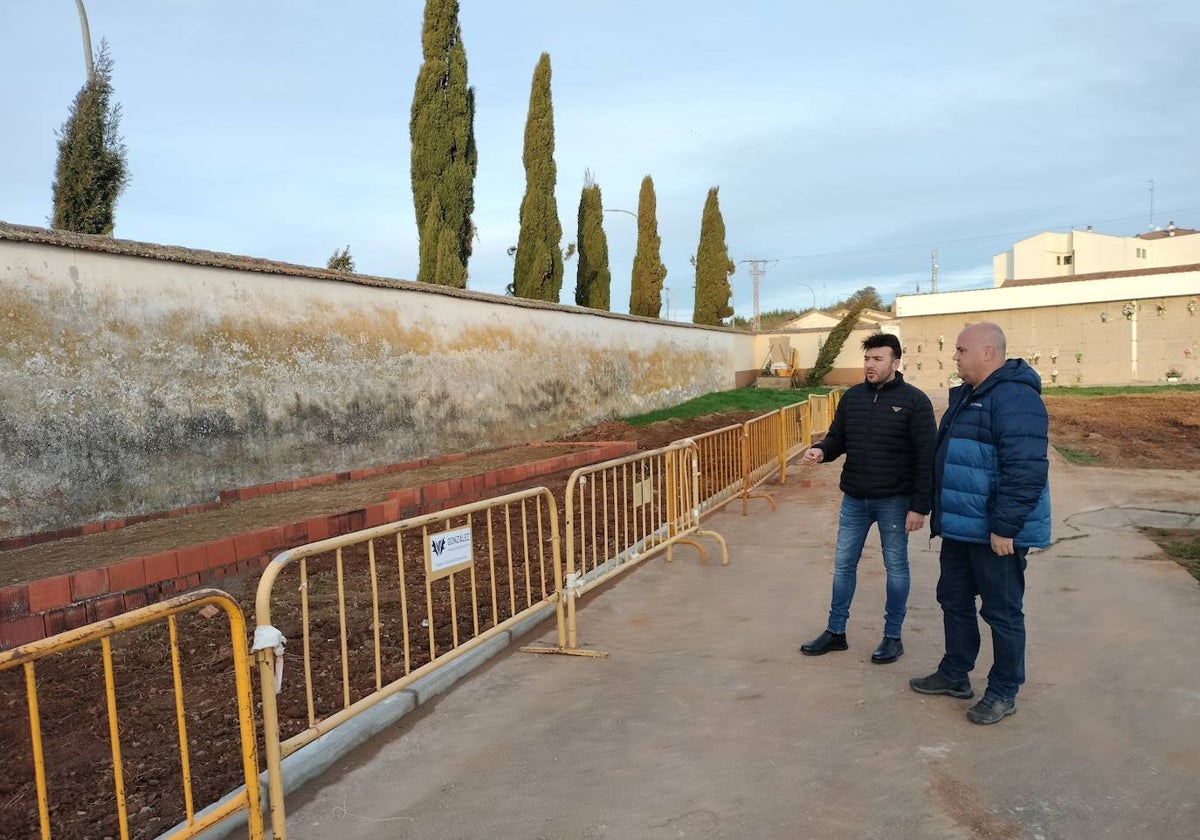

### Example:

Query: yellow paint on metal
xmin=254 ymin=487 xmax=564 ymax=836
xmin=0 ymin=589 xmax=264 ymax=840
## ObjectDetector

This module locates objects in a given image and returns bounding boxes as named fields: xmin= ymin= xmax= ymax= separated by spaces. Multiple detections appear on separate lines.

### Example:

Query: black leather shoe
xmin=800 ymin=630 xmax=848 ymax=656
xmin=870 ymin=636 xmax=903 ymax=664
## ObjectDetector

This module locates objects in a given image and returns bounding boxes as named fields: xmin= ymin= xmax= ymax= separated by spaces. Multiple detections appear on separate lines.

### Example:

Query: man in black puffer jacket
xmin=799 ymin=333 xmax=936 ymax=664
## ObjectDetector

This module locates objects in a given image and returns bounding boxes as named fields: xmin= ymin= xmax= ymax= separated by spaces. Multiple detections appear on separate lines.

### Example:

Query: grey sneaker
xmin=909 ymin=672 xmax=974 ymax=699
xmin=967 ymin=696 xmax=1017 ymax=725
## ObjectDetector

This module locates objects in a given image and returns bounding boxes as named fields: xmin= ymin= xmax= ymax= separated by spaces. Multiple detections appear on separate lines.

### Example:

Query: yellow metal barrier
xmin=561 ymin=440 xmax=728 ymax=651
xmin=690 ymin=423 xmax=746 ymax=516
xmin=741 ymin=410 xmax=783 ymax=513
xmin=0 ymin=589 xmax=262 ymax=840
xmin=730 ymin=390 xmax=842 ymax=515
xmin=254 ymin=487 xmax=562 ymax=839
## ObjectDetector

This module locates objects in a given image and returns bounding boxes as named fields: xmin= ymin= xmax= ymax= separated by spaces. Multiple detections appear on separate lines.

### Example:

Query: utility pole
xmin=930 ymin=249 xmax=938 ymax=293
xmin=738 ymin=259 xmax=775 ymax=331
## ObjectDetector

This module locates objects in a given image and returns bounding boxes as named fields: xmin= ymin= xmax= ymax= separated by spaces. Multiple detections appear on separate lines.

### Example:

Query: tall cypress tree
xmin=692 ymin=187 xmax=735 ymax=325
xmin=574 ymin=173 xmax=611 ymax=310
xmin=629 ymin=174 xmax=667 ymax=317
xmin=51 ymin=41 xmax=129 ymax=235
xmin=410 ymin=0 xmax=476 ymax=287
xmin=513 ymin=53 xmax=563 ymax=301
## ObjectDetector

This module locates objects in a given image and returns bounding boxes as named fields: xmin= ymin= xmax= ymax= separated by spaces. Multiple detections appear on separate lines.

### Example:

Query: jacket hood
xmin=973 ymin=359 xmax=1042 ymax=398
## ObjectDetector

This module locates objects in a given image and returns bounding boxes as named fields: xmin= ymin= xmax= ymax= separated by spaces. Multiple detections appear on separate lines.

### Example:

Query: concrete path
xmin=278 ymin=455 xmax=1200 ymax=840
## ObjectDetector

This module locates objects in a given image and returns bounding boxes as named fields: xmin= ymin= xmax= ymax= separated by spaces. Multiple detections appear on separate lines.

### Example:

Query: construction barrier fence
xmin=1 ymin=388 xmax=842 ymax=839
xmin=252 ymin=486 xmax=562 ymax=839
xmin=561 ymin=440 xmax=728 ymax=651
xmin=0 ymin=589 xmax=263 ymax=840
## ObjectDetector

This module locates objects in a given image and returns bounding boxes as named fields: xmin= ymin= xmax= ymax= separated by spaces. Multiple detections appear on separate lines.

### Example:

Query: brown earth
xmin=1043 ymin=391 xmax=1200 ymax=469
xmin=1 ymin=395 xmax=1196 ymax=840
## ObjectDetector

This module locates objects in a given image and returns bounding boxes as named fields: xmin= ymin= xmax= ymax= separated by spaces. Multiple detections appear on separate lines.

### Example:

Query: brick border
xmin=0 ymin=441 xmax=634 ymax=649
xmin=0 ymin=449 xmax=533 ymax=552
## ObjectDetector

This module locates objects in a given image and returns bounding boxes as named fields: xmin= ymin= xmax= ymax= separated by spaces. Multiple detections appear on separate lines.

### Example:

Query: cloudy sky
xmin=3 ymin=1 xmax=1198 ymax=319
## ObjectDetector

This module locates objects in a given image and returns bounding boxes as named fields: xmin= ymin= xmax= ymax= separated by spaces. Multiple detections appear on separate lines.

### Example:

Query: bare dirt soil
xmin=1 ymin=395 xmax=1196 ymax=840
xmin=1043 ymin=391 xmax=1200 ymax=469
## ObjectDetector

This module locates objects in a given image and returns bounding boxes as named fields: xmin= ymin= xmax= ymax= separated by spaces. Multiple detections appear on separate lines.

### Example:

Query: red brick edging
xmin=0 ymin=441 xmax=634 ymax=649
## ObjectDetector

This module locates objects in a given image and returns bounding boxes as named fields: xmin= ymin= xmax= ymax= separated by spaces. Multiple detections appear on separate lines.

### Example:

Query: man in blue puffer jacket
xmin=910 ymin=322 xmax=1051 ymax=725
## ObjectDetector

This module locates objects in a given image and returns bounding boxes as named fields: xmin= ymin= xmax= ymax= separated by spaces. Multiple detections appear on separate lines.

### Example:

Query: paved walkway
xmin=278 ymin=454 xmax=1200 ymax=840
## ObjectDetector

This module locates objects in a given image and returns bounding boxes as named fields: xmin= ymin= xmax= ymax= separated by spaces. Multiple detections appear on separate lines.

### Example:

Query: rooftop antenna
xmin=1148 ymin=179 xmax=1155 ymax=229
xmin=930 ymin=249 xmax=939 ymax=293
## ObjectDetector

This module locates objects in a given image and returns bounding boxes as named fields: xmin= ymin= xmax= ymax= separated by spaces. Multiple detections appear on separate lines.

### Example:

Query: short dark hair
xmin=862 ymin=332 xmax=901 ymax=359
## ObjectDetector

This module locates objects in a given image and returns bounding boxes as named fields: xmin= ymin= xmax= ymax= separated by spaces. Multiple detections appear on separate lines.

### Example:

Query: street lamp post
xmin=795 ymin=282 xmax=817 ymax=311
xmin=603 ymin=208 xmax=637 ymax=221
xmin=74 ymin=0 xmax=95 ymax=82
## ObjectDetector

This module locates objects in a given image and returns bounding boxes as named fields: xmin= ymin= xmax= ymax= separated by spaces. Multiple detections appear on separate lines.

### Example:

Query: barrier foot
xmin=696 ymin=529 xmax=730 ymax=565
xmin=741 ymin=491 xmax=776 ymax=515
xmin=676 ymin=537 xmax=708 ymax=564
xmin=519 ymin=645 xmax=609 ymax=658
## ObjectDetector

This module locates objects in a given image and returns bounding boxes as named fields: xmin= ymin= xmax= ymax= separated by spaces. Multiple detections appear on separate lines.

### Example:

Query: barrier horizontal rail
xmin=0 ymin=589 xmax=262 ymax=840
xmin=562 ymin=440 xmax=727 ymax=652
xmin=253 ymin=486 xmax=561 ymax=839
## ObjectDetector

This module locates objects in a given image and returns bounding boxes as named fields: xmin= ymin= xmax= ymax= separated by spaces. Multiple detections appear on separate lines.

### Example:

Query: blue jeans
xmin=827 ymin=495 xmax=911 ymax=639
xmin=935 ymin=538 xmax=1028 ymax=702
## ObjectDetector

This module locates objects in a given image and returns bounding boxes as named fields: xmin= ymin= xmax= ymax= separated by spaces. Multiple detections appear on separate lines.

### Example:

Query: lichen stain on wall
xmin=0 ymin=268 xmax=733 ymax=538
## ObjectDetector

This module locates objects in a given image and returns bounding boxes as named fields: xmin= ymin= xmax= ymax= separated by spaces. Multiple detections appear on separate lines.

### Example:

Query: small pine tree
xmin=327 ymin=246 xmax=355 ymax=272
xmin=629 ymin=175 xmax=667 ymax=317
xmin=804 ymin=300 xmax=868 ymax=386
xmin=574 ymin=173 xmax=611 ymax=310
xmin=51 ymin=41 xmax=129 ymax=235
xmin=513 ymin=53 xmax=563 ymax=301
xmin=410 ymin=0 xmax=476 ymax=287
xmin=692 ymin=187 xmax=734 ymax=325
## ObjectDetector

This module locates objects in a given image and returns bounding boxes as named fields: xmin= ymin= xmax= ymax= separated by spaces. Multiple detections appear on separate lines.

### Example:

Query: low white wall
xmin=0 ymin=230 xmax=751 ymax=537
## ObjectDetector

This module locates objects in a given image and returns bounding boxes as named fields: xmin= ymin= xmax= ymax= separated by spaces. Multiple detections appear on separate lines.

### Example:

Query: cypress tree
xmin=51 ymin=41 xmax=129 ymax=235
xmin=629 ymin=174 xmax=667 ymax=317
xmin=692 ymin=187 xmax=735 ymax=325
xmin=513 ymin=53 xmax=563 ymax=301
xmin=410 ymin=0 xmax=476 ymax=287
xmin=804 ymin=300 xmax=868 ymax=386
xmin=574 ymin=173 xmax=611 ymax=310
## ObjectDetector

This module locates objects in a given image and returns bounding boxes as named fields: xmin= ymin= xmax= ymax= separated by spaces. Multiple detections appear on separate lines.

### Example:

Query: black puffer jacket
xmin=814 ymin=372 xmax=936 ymax=512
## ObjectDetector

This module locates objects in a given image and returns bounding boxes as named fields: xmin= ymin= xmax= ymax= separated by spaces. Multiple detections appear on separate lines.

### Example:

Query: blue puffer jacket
xmin=931 ymin=359 xmax=1052 ymax=548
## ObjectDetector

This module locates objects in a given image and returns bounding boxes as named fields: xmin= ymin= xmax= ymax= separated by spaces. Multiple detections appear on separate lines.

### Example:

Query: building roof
xmin=1001 ymin=261 xmax=1200 ymax=288
xmin=1137 ymin=226 xmax=1199 ymax=240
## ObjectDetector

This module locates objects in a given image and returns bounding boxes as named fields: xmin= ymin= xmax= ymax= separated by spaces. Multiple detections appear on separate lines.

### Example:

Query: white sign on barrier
xmin=426 ymin=525 xmax=473 ymax=579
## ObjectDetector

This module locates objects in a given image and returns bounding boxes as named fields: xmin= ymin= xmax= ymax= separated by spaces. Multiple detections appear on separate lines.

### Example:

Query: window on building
xmin=1063 ymin=254 xmax=1072 ymax=265
xmin=1136 ymin=247 xmax=1147 ymax=258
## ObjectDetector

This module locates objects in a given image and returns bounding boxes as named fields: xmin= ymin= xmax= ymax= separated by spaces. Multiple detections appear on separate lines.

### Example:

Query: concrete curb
xmin=179 ymin=603 xmax=557 ymax=840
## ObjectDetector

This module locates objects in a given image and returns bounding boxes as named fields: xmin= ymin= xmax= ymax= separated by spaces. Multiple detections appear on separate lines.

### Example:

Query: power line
xmin=761 ymin=206 xmax=1200 ymax=263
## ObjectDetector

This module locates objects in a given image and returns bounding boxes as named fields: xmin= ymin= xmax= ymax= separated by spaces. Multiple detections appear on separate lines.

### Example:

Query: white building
xmin=993 ymin=223 xmax=1200 ymax=285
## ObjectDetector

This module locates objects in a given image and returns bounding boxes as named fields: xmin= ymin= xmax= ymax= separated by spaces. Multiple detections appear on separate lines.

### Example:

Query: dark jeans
xmin=936 ymin=537 xmax=1028 ymax=702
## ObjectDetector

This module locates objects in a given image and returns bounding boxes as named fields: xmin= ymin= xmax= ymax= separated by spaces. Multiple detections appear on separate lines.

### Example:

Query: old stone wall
xmin=0 ymin=233 xmax=751 ymax=538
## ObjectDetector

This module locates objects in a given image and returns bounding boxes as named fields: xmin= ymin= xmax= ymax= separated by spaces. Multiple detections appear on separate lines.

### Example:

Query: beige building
xmin=895 ymin=265 xmax=1200 ymax=390
xmin=994 ymin=223 xmax=1200 ymax=284
xmin=749 ymin=308 xmax=897 ymax=386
